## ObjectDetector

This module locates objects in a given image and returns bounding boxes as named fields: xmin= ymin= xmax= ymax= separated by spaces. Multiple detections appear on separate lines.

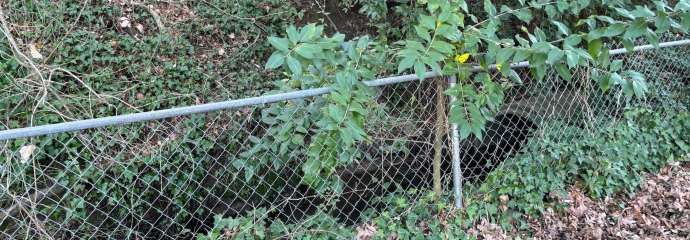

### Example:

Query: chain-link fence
xmin=1 ymin=36 xmax=689 ymax=239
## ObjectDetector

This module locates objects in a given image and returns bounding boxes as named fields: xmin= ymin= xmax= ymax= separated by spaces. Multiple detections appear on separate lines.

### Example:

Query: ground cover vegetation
xmin=0 ymin=0 xmax=689 ymax=239
xmin=202 ymin=0 xmax=690 ymax=238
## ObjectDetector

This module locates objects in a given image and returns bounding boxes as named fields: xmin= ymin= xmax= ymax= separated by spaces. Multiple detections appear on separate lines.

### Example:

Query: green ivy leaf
xmin=514 ymin=9 xmax=533 ymax=23
xmin=623 ymin=19 xmax=648 ymax=39
xmin=551 ymin=20 xmax=570 ymax=36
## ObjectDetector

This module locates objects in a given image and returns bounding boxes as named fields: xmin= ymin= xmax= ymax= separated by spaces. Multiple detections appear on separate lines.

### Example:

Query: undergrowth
xmin=199 ymin=107 xmax=690 ymax=239
xmin=0 ymin=0 xmax=300 ymax=128
xmin=2 ymin=1 xmax=689 ymax=239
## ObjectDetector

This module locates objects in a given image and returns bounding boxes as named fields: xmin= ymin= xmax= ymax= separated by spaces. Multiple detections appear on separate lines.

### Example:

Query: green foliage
xmin=464 ymin=108 xmax=690 ymax=229
xmin=396 ymin=0 xmax=690 ymax=143
xmin=257 ymin=0 xmax=690 ymax=194
xmin=249 ymin=24 xmax=391 ymax=193
xmin=197 ymin=208 xmax=353 ymax=240
xmin=203 ymin=106 xmax=690 ymax=239
xmin=1 ymin=0 xmax=300 ymax=236
xmin=3 ymin=114 xmax=253 ymax=236
xmin=4 ymin=0 xmax=690 ymax=238
xmin=1 ymin=0 xmax=300 ymax=128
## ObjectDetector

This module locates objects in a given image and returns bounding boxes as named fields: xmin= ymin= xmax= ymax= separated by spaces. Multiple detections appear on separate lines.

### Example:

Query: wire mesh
xmin=0 ymin=35 xmax=688 ymax=239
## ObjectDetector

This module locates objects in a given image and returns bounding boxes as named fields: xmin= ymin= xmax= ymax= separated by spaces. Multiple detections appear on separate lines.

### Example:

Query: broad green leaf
xmin=507 ymin=70 xmax=522 ymax=84
xmin=631 ymin=6 xmax=655 ymax=18
xmin=268 ymin=37 xmax=290 ymax=52
xmin=327 ymin=104 xmax=346 ymax=121
xmin=514 ymin=9 xmax=533 ymax=23
xmin=598 ymin=47 xmax=610 ymax=68
xmin=645 ymin=30 xmax=660 ymax=47
xmin=555 ymin=63 xmax=572 ymax=81
xmin=431 ymin=41 xmax=454 ymax=54
xmin=516 ymin=35 xmax=530 ymax=47
xmin=656 ymin=12 xmax=671 ymax=33
xmin=622 ymin=38 xmax=635 ymax=52
xmin=623 ymin=19 xmax=647 ymax=39
xmin=681 ymin=12 xmax=690 ymax=32
xmin=598 ymin=73 xmax=612 ymax=92
xmin=420 ymin=15 xmax=436 ymax=29
xmin=458 ymin=0 xmax=469 ymax=12
xmin=676 ymin=0 xmax=690 ymax=11
xmin=414 ymin=61 xmax=426 ymax=80
xmin=339 ymin=128 xmax=354 ymax=145
xmin=547 ymin=49 xmax=564 ymax=65
xmin=587 ymin=39 xmax=603 ymax=59
xmin=484 ymin=0 xmax=497 ymax=16
xmin=625 ymin=71 xmax=648 ymax=98
xmin=295 ymin=44 xmax=320 ymax=59
xmin=287 ymin=25 xmax=299 ymax=44
xmin=604 ymin=23 xmax=627 ymax=37
xmin=415 ymin=25 xmax=431 ymax=42
xmin=631 ymin=77 xmax=648 ymax=99
xmin=265 ymin=52 xmax=284 ymax=69
xmin=610 ymin=60 xmax=624 ymax=72
xmin=299 ymin=24 xmax=318 ymax=42
xmin=398 ymin=57 xmax=416 ymax=73
xmin=496 ymin=48 xmax=514 ymax=64
xmin=564 ymin=35 xmax=582 ymax=47
xmin=286 ymin=56 xmax=301 ymax=74
xmin=615 ymin=8 xmax=635 ymax=19
xmin=610 ymin=72 xmax=624 ymax=85
xmin=513 ymin=49 xmax=530 ymax=63
xmin=565 ymin=51 xmax=579 ymax=69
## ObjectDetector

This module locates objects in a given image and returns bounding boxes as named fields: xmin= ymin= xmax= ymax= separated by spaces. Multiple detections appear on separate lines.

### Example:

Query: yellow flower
xmin=455 ymin=53 xmax=470 ymax=64
xmin=496 ymin=64 xmax=503 ymax=71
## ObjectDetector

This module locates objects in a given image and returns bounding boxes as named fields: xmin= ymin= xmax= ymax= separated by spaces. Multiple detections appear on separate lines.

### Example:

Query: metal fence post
xmin=448 ymin=76 xmax=463 ymax=209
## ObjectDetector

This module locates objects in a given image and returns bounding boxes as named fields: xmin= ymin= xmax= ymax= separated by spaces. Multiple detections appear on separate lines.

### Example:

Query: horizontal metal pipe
xmin=1 ymin=39 xmax=689 ymax=141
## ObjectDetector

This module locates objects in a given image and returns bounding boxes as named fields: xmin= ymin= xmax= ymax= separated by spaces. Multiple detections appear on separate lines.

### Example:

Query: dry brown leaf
xmin=19 ymin=144 xmax=36 ymax=163
xmin=356 ymin=223 xmax=376 ymax=240
xmin=28 ymin=44 xmax=42 ymax=60
xmin=119 ymin=17 xmax=131 ymax=28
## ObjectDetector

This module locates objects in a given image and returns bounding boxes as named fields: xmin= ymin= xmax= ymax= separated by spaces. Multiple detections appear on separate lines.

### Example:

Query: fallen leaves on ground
xmin=529 ymin=161 xmax=690 ymax=240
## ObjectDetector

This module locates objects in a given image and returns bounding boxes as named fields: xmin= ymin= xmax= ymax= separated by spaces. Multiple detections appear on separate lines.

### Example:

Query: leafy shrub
xmin=253 ymin=0 xmax=690 ymax=196
xmin=202 ymin=106 xmax=690 ymax=239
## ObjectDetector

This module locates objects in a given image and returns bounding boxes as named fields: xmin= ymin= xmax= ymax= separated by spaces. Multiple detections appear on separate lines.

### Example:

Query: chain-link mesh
xmin=1 ymin=35 xmax=689 ymax=239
